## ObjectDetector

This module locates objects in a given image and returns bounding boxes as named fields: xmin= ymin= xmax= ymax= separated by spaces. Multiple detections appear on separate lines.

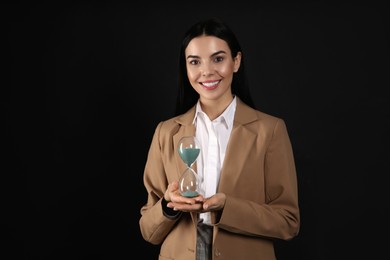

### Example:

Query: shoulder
xmin=235 ymin=99 xmax=289 ymax=138
xmin=154 ymin=116 xmax=181 ymax=137
xmin=236 ymin=98 xmax=283 ymax=125
xmin=153 ymin=107 xmax=196 ymax=138
xmin=253 ymin=108 xmax=281 ymax=121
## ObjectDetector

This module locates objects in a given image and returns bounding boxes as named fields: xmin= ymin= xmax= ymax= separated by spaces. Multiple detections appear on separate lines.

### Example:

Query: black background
xmin=2 ymin=1 xmax=389 ymax=259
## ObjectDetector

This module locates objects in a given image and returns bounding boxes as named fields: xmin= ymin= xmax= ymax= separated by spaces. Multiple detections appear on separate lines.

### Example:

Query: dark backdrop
xmin=2 ymin=1 xmax=389 ymax=259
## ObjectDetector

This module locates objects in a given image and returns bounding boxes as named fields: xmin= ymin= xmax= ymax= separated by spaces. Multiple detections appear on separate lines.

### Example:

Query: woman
xmin=139 ymin=17 xmax=300 ymax=260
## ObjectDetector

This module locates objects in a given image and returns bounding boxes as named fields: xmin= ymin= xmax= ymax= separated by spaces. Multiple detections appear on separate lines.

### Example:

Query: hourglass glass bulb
xmin=179 ymin=168 xmax=200 ymax=197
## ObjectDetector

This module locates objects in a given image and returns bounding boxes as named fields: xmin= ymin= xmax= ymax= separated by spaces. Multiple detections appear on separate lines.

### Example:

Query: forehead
xmin=185 ymin=35 xmax=231 ymax=56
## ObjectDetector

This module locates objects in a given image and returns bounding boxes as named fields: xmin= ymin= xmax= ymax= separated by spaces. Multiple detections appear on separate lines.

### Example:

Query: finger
xmin=170 ymin=202 xmax=204 ymax=212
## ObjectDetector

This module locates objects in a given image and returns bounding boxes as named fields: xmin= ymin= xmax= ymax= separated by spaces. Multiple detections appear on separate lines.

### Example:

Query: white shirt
xmin=193 ymin=96 xmax=236 ymax=224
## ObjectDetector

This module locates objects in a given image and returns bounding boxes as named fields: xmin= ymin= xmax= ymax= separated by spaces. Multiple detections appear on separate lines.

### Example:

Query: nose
xmin=201 ymin=63 xmax=213 ymax=76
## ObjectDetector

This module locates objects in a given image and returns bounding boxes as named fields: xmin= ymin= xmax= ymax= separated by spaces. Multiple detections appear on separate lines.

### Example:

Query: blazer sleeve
xmin=139 ymin=121 xmax=179 ymax=245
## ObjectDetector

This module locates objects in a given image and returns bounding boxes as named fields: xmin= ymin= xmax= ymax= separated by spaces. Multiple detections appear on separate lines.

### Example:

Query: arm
xmin=212 ymin=119 xmax=300 ymax=240
xmin=139 ymin=122 xmax=179 ymax=245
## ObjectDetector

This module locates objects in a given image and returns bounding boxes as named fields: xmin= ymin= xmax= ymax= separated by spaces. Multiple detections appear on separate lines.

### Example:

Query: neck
xmin=200 ymin=94 xmax=233 ymax=120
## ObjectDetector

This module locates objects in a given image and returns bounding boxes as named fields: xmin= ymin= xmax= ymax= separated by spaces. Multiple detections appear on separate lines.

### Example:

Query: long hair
xmin=174 ymin=17 xmax=256 ymax=116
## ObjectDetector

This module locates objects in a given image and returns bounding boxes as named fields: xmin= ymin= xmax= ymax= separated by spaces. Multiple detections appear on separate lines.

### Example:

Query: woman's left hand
xmin=202 ymin=193 xmax=226 ymax=211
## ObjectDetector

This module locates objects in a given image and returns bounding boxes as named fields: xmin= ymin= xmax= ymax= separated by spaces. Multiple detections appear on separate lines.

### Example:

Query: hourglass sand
xmin=178 ymin=136 xmax=201 ymax=197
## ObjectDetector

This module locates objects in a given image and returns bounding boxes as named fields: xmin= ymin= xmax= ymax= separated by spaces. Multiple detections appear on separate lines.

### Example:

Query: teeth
xmin=203 ymin=81 xmax=219 ymax=87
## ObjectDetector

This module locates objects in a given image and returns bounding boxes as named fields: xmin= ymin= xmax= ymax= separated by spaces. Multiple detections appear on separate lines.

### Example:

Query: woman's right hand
xmin=165 ymin=181 xmax=205 ymax=212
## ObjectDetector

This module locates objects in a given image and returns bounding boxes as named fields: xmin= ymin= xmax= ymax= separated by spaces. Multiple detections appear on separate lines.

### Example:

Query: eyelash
xmin=189 ymin=56 xmax=224 ymax=65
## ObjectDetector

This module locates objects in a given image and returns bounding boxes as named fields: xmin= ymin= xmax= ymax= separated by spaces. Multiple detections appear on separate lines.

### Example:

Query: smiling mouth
xmin=201 ymin=80 xmax=220 ymax=90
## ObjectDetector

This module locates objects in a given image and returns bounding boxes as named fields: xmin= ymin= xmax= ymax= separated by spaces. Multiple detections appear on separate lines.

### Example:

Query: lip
xmin=200 ymin=80 xmax=221 ymax=90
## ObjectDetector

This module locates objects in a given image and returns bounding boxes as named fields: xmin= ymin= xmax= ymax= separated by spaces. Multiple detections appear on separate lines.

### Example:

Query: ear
xmin=233 ymin=51 xmax=242 ymax=72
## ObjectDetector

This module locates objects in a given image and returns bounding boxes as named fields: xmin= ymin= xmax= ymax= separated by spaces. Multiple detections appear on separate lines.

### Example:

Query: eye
xmin=213 ymin=56 xmax=224 ymax=63
xmin=188 ymin=59 xmax=200 ymax=65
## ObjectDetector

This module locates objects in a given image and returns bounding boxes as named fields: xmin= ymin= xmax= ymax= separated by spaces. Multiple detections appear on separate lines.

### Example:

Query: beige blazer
xmin=139 ymin=97 xmax=300 ymax=260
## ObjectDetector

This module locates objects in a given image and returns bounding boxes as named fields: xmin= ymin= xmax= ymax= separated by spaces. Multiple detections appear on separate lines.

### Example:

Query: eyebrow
xmin=186 ymin=50 xmax=227 ymax=60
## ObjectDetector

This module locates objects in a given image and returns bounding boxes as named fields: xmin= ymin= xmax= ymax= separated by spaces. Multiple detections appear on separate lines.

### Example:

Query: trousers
xmin=196 ymin=220 xmax=213 ymax=260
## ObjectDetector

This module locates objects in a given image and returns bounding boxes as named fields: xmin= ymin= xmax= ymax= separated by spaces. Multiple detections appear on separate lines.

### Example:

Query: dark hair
xmin=174 ymin=17 xmax=256 ymax=116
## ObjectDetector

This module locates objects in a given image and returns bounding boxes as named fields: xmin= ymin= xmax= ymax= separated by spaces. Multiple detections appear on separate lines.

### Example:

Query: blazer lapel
xmin=218 ymin=98 xmax=259 ymax=194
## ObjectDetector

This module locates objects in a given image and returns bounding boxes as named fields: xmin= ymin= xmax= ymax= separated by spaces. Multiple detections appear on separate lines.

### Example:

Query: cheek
xmin=187 ymin=69 xmax=199 ymax=82
xmin=219 ymin=66 xmax=234 ymax=77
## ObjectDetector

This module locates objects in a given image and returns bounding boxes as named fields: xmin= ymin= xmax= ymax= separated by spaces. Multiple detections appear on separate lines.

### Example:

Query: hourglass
xmin=178 ymin=136 xmax=201 ymax=197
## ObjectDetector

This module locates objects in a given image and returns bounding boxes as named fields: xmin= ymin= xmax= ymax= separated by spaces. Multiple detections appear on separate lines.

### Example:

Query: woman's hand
xmin=165 ymin=182 xmax=226 ymax=213
xmin=203 ymin=193 xmax=226 ymax=211
xmin=165 ymin=181 xmax=204 ymax=212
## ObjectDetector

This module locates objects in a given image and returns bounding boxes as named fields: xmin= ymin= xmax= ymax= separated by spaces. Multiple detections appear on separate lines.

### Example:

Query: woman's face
xmin=185 ymin=35 xmax=241 ymax=104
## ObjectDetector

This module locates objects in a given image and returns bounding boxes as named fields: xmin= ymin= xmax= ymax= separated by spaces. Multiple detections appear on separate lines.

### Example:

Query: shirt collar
xmin=192 ymin=96 xmax=236 ymax=129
